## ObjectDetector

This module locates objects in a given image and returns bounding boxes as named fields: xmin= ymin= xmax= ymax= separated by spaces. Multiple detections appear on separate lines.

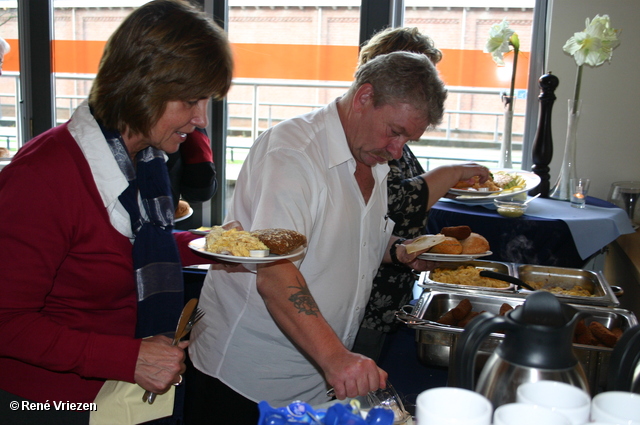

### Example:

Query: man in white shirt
xmin=186 ymin=51 xmax=448 ymax=424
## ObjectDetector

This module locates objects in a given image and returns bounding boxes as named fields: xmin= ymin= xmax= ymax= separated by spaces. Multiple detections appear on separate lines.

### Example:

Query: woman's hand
xmin=395 ymin=240 xmax=439 ymax=272
xmin=134 ymin=335 xmax=188 ymax=394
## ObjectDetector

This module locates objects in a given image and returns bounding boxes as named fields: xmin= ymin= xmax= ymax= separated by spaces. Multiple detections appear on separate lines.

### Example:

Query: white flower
xmin=485 ymin=19 xmax=517 ymax=66
xmin=563 ymin=14 xmax=621 ymax=67
xmin=563 ymin=15 xmax=621 ymax=113
xmin=485 ymin=19 xmax=520 ymax=111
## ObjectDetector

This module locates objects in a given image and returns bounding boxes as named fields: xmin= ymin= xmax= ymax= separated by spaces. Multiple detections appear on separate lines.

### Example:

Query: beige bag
xmin=89 ymin=380 xmax=175 ymax=425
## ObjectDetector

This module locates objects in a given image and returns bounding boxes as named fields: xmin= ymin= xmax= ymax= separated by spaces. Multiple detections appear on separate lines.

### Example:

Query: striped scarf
xmin=103 ymin=128 xmax=184 ymax=338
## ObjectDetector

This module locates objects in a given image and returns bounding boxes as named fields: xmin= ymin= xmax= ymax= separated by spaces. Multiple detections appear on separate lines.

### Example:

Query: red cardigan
xmin=0 ymin=122 xmax=207 ymax=403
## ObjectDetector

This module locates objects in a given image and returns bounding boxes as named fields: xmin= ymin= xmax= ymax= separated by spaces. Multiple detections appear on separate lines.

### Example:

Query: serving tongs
xmin=479 ymin=270 xmax=537 ymax=291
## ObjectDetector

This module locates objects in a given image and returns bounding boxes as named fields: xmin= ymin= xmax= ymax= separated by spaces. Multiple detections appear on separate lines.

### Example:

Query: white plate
xmin=448 ymin=188 xmax=501 ymax=196
xmin=175 ymin=207 xmax=193 ymax=222
xmin=446 ymin=169 xmax=541 ymax=205
xmin=418 ymin=251 xmax=492 ymax=262
xmin=188 ymin=237 xmax=305 ymax=264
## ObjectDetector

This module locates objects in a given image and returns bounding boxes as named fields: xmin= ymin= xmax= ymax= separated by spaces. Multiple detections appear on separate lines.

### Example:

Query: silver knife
xmin=143 ymin=298 xmax=199 ymax=404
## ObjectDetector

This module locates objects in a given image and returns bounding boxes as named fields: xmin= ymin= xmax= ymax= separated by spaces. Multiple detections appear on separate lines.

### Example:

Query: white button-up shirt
xmin=190 ymin=99 xmax=393 ymax=407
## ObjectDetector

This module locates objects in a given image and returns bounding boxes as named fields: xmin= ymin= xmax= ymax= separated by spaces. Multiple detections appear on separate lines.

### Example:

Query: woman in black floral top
xmin=352 ymin=27 xmax=489 ymax=361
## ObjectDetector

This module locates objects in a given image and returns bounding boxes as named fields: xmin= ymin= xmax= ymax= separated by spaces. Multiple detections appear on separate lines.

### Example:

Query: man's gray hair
xmin=349 ymin=51 xmax=447 ymax=128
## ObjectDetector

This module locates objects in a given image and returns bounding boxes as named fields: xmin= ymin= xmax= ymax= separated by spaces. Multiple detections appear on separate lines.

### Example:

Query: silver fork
xmin=143 ymin=308 xmax=205 ymax=404
xmin=180 ymin=308 xmax=205 ymax=339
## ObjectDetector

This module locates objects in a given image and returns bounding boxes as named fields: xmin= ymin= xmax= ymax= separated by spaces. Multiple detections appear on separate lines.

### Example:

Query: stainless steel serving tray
xmin=399 ymin=289 xmax=638 ymax=395
xmin=512 ymin=264 xmax=620 ymax=307
xmin=418 ymin=260 xmax=517 ymax=294
xmin=418 ymin=261 xmax=619 ymax=307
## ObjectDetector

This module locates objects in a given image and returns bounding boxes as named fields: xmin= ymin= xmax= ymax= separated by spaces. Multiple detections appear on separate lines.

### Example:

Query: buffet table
xmin=427 ymin=196 xmax=635 ymax=269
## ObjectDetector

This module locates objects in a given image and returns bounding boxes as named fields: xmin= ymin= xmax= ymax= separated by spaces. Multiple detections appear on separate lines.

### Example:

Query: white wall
xmin=546 ymin=0 xmax=640 ymax=199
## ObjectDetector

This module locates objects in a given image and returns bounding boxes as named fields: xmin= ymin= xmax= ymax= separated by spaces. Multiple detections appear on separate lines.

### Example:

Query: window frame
xmin=21 ymin=0 xmax=548 ymax=226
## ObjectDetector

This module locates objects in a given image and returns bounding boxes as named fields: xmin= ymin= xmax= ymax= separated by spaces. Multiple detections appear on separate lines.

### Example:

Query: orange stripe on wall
xmin=231 ymin=43 xmax=359 ymax=81
xmin=3 ymin=39 xmax=528 ymax=89
xmin=53 ymin=40 xmax=106 ymax=74
xmin=439 ymin=48 xmax=528 ymax=89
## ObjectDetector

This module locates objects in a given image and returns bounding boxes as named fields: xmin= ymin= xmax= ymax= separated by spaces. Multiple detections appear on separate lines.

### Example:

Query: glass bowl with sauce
xmin=494 ymin=199 xmax=528 ymax=218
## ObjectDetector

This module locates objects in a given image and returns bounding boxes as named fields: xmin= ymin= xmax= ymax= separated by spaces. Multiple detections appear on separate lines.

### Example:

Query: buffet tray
xmin=418 ymin=260 xmax=517 ymax=294
xmin=418 ymin=261 xmax=619 ymax=307
xmin=512 ymin=264 xmax=620 ymax=307
xmin=399 ymin=290 xmax=638 ymax=395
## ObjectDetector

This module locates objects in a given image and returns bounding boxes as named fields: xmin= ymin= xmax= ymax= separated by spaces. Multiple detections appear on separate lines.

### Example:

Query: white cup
xmin=590 ymin=391 xmax=640 ymax=424
xmin=493 ymin=403 xmax=571 ymax=425
xmin=516 ymin=380 xmax=591 ymax=425
xmin=415 ymin=387 xmax=492 ymax=425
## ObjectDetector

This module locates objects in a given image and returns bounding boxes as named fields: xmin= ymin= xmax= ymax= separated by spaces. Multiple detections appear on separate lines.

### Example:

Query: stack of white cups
xmin=414 ymin=383 xmax=640 ymax=424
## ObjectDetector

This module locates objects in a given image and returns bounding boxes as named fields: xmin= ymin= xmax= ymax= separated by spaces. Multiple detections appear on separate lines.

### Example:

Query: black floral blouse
xmin=359 ymin=145 xmax=430 ymax=333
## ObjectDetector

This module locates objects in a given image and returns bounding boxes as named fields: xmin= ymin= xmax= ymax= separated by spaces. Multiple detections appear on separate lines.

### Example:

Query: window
xmin=0 ymin=4 xmax=19 ymax=156
xmin=402 ymin=3 xmax=535 ymax=170
xmin=224 ymin=1 xmax=361 ymax=210
xmin=52 ymin=5 xmax=143 ymax=126
xmin=9 ymin=0 xmax=544 ymax=226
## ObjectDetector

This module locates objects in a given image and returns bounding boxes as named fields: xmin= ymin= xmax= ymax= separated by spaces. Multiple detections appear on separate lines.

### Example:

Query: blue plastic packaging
xmin=257 ymin=400 xmax=395 ymax=425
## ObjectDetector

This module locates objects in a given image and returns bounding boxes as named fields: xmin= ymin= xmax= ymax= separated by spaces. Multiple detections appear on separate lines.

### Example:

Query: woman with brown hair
xmin=0 ymin=1 xmax=232 ymax=423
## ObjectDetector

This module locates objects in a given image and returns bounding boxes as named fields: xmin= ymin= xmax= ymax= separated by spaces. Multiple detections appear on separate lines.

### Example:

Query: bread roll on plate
xmin=460 ymin=233 xmax=490 ymax=254
xmin=428 ymin=237 xmax=463 ymax=255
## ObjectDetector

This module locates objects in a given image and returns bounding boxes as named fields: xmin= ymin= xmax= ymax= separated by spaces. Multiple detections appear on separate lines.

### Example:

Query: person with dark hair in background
xmin=167 ymin=127 xmax=217 ymax=220
xmin=351 ymin=27 xmax=489 ymax=362
xmin=0 ymin=1 xmax=232 ymax=423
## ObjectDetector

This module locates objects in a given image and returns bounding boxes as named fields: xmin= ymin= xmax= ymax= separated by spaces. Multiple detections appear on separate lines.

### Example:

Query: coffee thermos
xmin=453 ymin=291 xmax=589 ymax=408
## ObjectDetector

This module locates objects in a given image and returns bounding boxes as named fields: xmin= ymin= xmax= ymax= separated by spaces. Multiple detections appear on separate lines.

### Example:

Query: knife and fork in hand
xmin=143 ymin=298 xmax=205 ymax=404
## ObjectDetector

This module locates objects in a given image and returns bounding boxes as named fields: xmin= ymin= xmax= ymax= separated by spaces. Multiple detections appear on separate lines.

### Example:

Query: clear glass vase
xmin=550 ymin=99 xmax=581 ymax=200
xmin=498 ymin=96 xmax=514 ymax=169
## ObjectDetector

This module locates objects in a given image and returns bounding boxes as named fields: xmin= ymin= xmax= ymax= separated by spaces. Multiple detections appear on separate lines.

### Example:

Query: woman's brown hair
xmin=89 ymin=0 xmax=233 ymax=137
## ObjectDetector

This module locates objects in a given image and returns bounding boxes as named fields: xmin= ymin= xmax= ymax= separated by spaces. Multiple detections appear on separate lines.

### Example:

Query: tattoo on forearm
xmin=288 ymin=278 xmax=319 ymax=317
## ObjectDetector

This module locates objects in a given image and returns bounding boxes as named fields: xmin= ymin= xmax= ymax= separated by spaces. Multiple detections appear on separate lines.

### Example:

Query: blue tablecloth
xmin=427 ymin=196 xmax=634 ymax=268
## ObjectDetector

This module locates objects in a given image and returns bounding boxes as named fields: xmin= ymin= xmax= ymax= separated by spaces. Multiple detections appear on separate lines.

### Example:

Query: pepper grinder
xmin=529 ymin=72 xmax=559 ymax=198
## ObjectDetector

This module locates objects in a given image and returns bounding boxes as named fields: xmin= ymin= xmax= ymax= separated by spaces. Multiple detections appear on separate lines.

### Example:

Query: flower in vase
xmin=485 ymin=19 xmax=520 ymax=112
xmin=563 ymin=14 xmax=621 ymax=113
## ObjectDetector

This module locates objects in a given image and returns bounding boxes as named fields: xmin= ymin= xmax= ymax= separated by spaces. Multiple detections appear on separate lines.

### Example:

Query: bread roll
xmin=428 ymin=237 xmax=463 ymax=254
xmin=460 ymin=233 xmax=490 ymax=254
xmin=250 ymin=228 xmax=307 ymax=255
xmin=175 ymin=200 xmax=190 ymax=219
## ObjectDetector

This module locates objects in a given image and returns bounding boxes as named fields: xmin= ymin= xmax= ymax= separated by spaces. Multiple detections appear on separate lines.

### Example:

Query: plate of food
xmin=188 ymin=226 xmax=307 ymax=264
xmin=188 ymin=227 xmax=212 ymax=235
xmin=446 ymin=169 xmax=540 ymax=204
xmin=418 ymin=251 xmax=493 ymax=262
xmin=407 ymin=226 xmax=492 ymax=262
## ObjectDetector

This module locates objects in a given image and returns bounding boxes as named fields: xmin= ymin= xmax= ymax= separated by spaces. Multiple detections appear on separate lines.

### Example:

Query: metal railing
xmin=0 ymin=74 xmax=524 ymax=171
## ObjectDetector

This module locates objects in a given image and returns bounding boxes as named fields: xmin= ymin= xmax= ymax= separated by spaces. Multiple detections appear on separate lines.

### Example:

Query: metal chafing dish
xmin=418 ymin=260 xmax=517 ymax=294
xmin=419 ymin=261 xmax=620 ymax=307
xmin=398 ymin=289 xmax=638 ymax=395
xmin=513 ymin=264 xmax=620 ymax=307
